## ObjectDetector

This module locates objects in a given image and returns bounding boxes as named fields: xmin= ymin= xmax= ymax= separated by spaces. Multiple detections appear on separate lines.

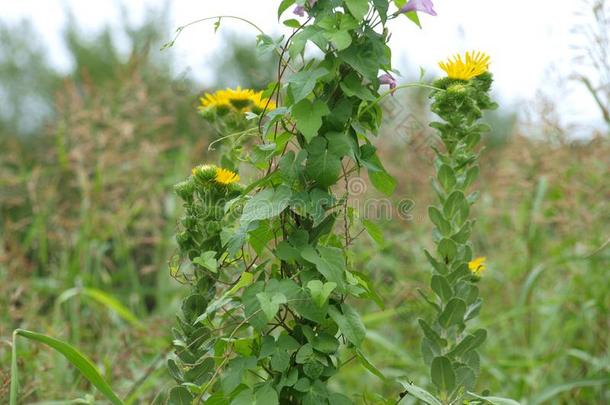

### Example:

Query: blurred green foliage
xmin=0 ymin=5 xmax=608 ymax=405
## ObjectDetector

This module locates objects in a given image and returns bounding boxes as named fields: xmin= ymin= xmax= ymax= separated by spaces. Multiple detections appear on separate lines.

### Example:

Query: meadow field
xmin=0 ymin=3 xmax=608 ymax=404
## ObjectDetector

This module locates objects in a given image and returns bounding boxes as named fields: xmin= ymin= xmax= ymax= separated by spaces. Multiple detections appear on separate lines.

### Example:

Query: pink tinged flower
xmin=293 ymin=5 xmax=306 ymax=17
xmin=293 ymin=0 xmax=317 ymax=17
xmin=379 ymin=73 xmax=397 ymax=93
xmin=400 ymin=0 xmax=437 ymax=16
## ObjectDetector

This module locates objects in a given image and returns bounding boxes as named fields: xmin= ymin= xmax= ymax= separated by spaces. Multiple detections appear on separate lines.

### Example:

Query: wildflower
xmin=439 ymin=51 xmax=490 ymax=81
xmin=379 ymin=73 xmax=397 ymax=92
xmin=468 ymin=256 xmax=486 ymax=277
xmin=199 ymin=92 xmax=231 ymax=112
xmin=293 ymin=0 xmax=318 ymax=17
xmin=250 ymin=91 xmax=277 ymax=113
xmin=199 ymin=87 xmax=275 ymax=114
xmin=400 ymin=0 xmax=437 ymax=16
xmin=214 ymin=168 xmax=240 ymax=185
xmin=221 ymin=87 xmax=257 ymax=110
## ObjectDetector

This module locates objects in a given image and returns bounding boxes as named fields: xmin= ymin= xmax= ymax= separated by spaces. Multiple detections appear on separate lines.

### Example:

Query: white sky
xmin=2 ymin=0 xmax=606 ymax=133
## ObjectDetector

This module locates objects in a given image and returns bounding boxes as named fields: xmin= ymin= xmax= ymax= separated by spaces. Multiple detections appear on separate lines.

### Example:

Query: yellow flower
xmin=468 ymin=256 xmax=487 ymax=277
xmin=214 ymin=168 xmax=240 ymax=185
xmin=439 ymin=51 xmax=490 ymax=81
xmin=199 ymin=93 xmax=230 ymax=110
xmin=250 ymin=91 xmax=276 ymax=112
xmin=222 ymin=87 xmax=257 ymax=110
xmin=199 ymin=87 xmax=275 ymax=114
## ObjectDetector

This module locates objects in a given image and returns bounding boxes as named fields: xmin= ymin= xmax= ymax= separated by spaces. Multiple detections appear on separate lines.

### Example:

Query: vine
xmin=166 ymin=2 xmax=512 ymax=405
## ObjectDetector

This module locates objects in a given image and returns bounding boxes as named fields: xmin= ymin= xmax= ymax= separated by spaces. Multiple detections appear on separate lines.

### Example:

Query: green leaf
xmin=424 ymin=249 xmax=448 ymax=274
xmin=339 ymin=32 xmax=388 ymax=80
xmin=355 ymin=348 xmax=386 ymax=381
xmin=249 ymin=221 xmax=275 ymax=255
xmin=438 ymin=164 xmax=456 ymax=191
xmin=192 ymin=251 xmax=218 ymax=273
xmin=431 ymin=356 xmax=456 ymax=394
xmin=241 ymin=185 xmax=293 ymax=223
xmin=232 ymin=389 xmax=254 ymax=405
xmin=443 ymin=190 xmax=468 ymax=222
xmin=394 ymin=1 xmax=422 ymax=27
xmin=280 ymin=152 xmax=306 ymax=189
xmin=288 ymin=68 xmax=328 ymax=103
xmin=306 ymin=280 xmax=337 ymax=307
xmin=296 ymin=343 xmax=314 ymax=364
xmin=292 ymin=99 xmax=330 ymax=142
xmin=290 ymin=26 xmax=328 ymax=59
xmin=463 ymin=166 xmax=479 ymax=189
xmin=222 ymin=357 xmax=257 ymax=393
xmin=227 ymin=272 xmax=255 ymax=296
xmin=310 ymin=332 xmax=339 ymax=354
xmin=10 ymin=329 xmax=124 ymax=405
xmin=340 ymin=72 xmax=376 ymax=101
xmin=255 ymin=383 xmax=279 ymax=405
xmin=168 ymin=386 xmax=194 ymax=405
xmin=428 ymin=206 xmax=451 ymax=236
xmin=449 ymin=329 xmax=487 ymax=357
xmin=256 ymin=292 xmax=287 ymax=321
xmin=276 ymin=241 xmax=302 ymax=262
xmin=328 ymin=393 xmax=353 ymax=405
xmin=328 ymin=304 xmax=366 ymax=346
xmin=455 ymin=365 xmax=476 ymax=393
xmin=283 ymin=18 xmax=302 ymax=28
xmin=262 ymin=335 xmax=300 ymax=372
xmin=451 ymin=222 xmax=472 ymax=244
xmin=431 ymin=275 xmax=453 ymax=301
xmin=325 ymin=29 xmax=352 ymax=51
xmin=305 ymin=137 xmax=342 ymax=188
xmin=437 ymin=238 xmax=457 ymax=263
xmin=370 ymin=169 xmax=397 ymax=196
xmin=397 ymin=380 xmax=443 ymax=405
xmin=438 ymin=298 xmax=467 ymax=328
xmin=326 ymin=131 xmax=355 ymax=158
xmin=278 ymin=0 xmax=296 ymax=19
xmin=418 ymin=319 xmax=447 ymax=348
xmin=467 ymin=392 xmax=522 ymax=405
xmin=270 ymin=349 xmax=290 ymax=372
xmin=345 ymin=0 xmax=369 ymax=20
xmin=373 ymin=0 xmax=389 ymax=23
xmin=301 ymin=246 xmax=346 ymax=290
xmin=363 ymin=219 xmax=384 ymax=245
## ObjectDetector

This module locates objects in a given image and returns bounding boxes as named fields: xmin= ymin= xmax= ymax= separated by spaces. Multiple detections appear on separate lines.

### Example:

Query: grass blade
xmin=468 ymin=391 xmax=521 ymax=405
xmin=81 ymin=288 xmax=143 ymax=328
xmin=10 ymin=330 xmax=19 ymax=405
xmin=10 ymin=329 xmax=124 ymax=405
xmin=58 ymin=287 xmax=143 ymax=328
xmin=530 ymin=377 xmax=610 ymax=405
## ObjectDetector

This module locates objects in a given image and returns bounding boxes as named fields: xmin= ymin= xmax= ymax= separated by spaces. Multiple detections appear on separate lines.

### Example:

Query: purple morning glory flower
xmin=293 ymin=5 xmax=306 ymax=17
xmin=400 ymin=0 xmax=437 ymax=16
xmin=379 ymin=73 xmax=397 ymax=93
xmin=293 ymin=0 xmax=318 ymax=17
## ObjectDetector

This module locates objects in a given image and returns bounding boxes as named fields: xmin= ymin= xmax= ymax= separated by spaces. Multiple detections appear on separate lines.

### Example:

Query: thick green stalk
xmin=420 ymin=73 xmax=497 ymax=403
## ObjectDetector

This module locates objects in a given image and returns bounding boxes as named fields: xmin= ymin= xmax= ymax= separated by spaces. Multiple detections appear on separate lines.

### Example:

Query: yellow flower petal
xmin=468 ymin=256 xmax=487 ymax=277
xmin=198 ymin=87 xmax=275 ymax=113
xmin=439 ymin=51 xmax=490 ymax=81
xmin=214 ymin=168 xmax=240 ymax=185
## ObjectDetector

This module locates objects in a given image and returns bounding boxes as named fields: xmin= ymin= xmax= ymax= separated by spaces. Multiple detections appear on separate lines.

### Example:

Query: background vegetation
xmin=0 ymin=6 xmax=608 ymax=404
